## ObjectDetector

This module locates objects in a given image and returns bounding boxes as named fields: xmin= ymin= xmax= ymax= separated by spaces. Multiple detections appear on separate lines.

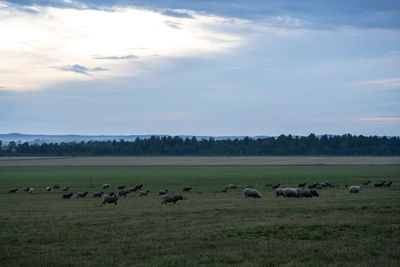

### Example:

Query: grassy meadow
xmin=0 ymin=163 xmax=400 ymax=266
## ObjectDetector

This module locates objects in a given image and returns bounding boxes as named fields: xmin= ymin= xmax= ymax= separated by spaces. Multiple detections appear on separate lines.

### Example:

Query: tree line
xmin=1 ymin=134 xmax=400 ymax=156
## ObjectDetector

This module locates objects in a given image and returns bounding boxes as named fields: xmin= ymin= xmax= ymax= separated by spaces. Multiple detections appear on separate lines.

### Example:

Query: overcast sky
xmin=1 ymin=0 xmax=399 ymax=136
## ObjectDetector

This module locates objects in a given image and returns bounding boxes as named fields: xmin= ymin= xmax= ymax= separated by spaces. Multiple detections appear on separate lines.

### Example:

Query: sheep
xmin=92 ymin=192 xmax=103 ymax=198
xmin=374 ymin=182 xmax=384 ymax=187
xmin=101 ymin=192 xmax=118 ymax=205
xmin=76 ymin=192 xmax=88 ymax=198
xmin=315 ymin=184 xmax=322 ymax=189
xmin=102 ymin=184 xmax=110 ymax=189
xmin=308 ymin=184 xmax=316 ymax=189
xmin=117 ymin=185 xmax=126 ymax=190
xmin=363 ymin=180 xmax=371 ymax=185
xmin=296 ymin=188 xmax=312 ymax=198
xmin=162 ymin=194 xmax=183 ymax=205
xmin=159 ymin=189 xmax=168 ymax=195
xmin=243 ymin=188 xmax=262 ymax=199
xmin=349 ymin=186 xmax=361 ymax=193
xmin=183 ymin=187 xmax=192 ymax=192
xmin=229 ymin=184 xmax=237 ymax=189
xmin=129 ymin=184 xmax=143 ymax=192
xmin=46 ymin=186 xmax=51 ymax=192
xmin=62 ymin=192 xmax=73 ymax=199
xmin=53 ymin=184 xmax=60 ymax=189
xmin=63 ymin=186 xmax=70 ymax=191
xmin=139 ymin=190 xmax=150 ymax=197
xmin=221 ymin=187 xmax=228 ymax=193
xmin=275 ymin=188 xmax=284 ymax=198
xmin=24 ymin=187 xmax=30 ymax=192
xmin=29 ymin=188 xmax=35 ymax=194
xmin=298 ymin=183 xmax=306 ymax=188
xmin=310 ymin=190 xmax=319 ymax=197
xmin=118 ymin=191 xmax=129 ymax=197
xmin=340 ymin=185 xmax=348 ymax=189
xmin=8 ymin=188 xmax=18 ymax=193
xmin=282 ymin=188 xmax=298 ymax=198
xmin=129 ymin=186 xmax=138 ymax=192
xmin=384 ymin=181 xmax=393 ymax=187
xmin=272 ymin=184 xmax=280 ymax=189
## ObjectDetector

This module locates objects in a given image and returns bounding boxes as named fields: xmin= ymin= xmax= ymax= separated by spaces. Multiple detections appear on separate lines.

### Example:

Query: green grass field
xmin=1 ymin=165 xmax=399 ymax=266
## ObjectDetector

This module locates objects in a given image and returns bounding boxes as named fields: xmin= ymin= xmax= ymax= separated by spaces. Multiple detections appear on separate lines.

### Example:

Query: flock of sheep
xmin=6 ymin=179 xmax=394 ymax=205
xmin=7 ymin=183 xmax=187 ymax=206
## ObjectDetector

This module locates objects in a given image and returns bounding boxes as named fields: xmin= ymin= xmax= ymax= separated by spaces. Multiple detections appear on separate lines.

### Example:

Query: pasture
xmin=0 ymin=162 xmax=400 ymax=266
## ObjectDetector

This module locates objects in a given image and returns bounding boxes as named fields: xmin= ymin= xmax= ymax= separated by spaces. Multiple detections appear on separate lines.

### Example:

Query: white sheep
xmin=29 ymin=188 xmax=35 ymax=194
xmin=46 ymin=186 xmax=51 ymax=191
xmin=275 ymin=188 xmax=284 ymax=198
xmin=349 ymin=186 xmax=361 ymax=193
xmin=282 ymin=188 xmax=298 ymax=198
xmin=102 ymin=192 xmax=118 ymax=205
xmin=161 ymin=194 xmax=183 ymax=205
xmin=296 ymin=188 xmax=312 ymax=198
xmin=243 ymin=188 xmax=262 ymax=198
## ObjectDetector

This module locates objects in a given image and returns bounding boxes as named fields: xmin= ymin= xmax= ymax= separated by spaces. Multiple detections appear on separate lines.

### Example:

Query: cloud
xmin=162 ymin=10 xmax=194 ymax=19
xmin=164 ymin=21 xmax=182 ymax=29
xmin=94 ymin=55 xmax=137 ymax=60
xmin=53 ymin=64 xmax=108 ymax=76
xmin=0 ymin=4 xmax=245 ymax=91
xmin=357 ymin=117 xmax=400 ymax=122
xmin=357 ymin=78 xmax=400 ymax=89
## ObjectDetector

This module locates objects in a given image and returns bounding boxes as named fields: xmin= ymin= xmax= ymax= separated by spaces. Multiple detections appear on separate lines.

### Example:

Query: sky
xmin=1 ymin=0 xmax=399 ymax=136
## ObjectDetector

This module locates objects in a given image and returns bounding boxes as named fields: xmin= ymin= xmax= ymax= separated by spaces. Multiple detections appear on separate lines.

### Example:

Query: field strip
xmin=0 ymin=156 xmax=399 ymax=166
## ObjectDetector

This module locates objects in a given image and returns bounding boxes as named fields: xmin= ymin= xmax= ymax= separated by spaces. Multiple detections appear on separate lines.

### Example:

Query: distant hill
xmin=0 ymin=133 xmax=268 ymax=145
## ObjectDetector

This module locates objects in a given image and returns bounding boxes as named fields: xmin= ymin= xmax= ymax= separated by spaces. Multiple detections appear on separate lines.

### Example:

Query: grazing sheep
xmin=183 ymin=187 xmax=192 ymax=192
xmin=243 ymin=188 xmax=263 ymax=199
xmin=162 ymin=194 xmax=183 ymax=205
xmin=315 ymin=184 xmax=322 ymax=189
xmin=118 ymin=191 xmax=129 ymax=197
xmin=272 ymin=184 xmax=281 ymax=189
xmin=298 ymin=183 xmax=306 ymax=188
xmin=340 ymin=185 xmax=348 ymax=189
xmin=117 ymin=185 xmax=126 ymax=190
xmin=310 ymin=190 xmax=319 ymax=197
xmin=374 ymin=182 xmax=384 ymax=187
xmin=384 ymin=181 xmax=393 ymax=187
xmin=76 ymin=192 xmax=88 ymax=198
xmin=308 ymin=184 xmax=316 ymax=189
xmin=139 ymin=190 xmax=150 ymax=197
xmin=62 ymin=192 xmax=73 ymax=199
xmin=8 ymin=188 xmax=18 ymax=193
xmin=159 ymin=189 xmax=168 ymax=195
xmin=92 ymin=192 xmax=103 ymax=198
xmin=282 ymin=188 xmax=299 ymax=198
xmin=102 ymin=192 xmax=118 ymax=205
xmin=53 ymin=184 xmax=60 ymax=189
xmin=63 ymin=186 xmax=70 ymax=191
xmin=229 ymin=184 xmax=237 ymax=189
xmin=102 ymin=184 xmax=110 ymax=189
xmin=129 ymin=186 xmax=138 ymax=192
xmin=275 ymin=188 xmax=284 ymax=198
xmin=363 ymin=180 xmax=371 ymax=185
xmin=46 ymin=186 xmax=51 ymax=191
xmin=24 ymin=187 xmax=31 ymax=192
xmin=296 ymin=188 xmax=312 ymax=198
xmin=349 ymin=186 xmax=361 ymax=193
xmin=221 ymin=187 xmax=228 ymax=193
xmin=29 ymin=188 xmax=35 ymax=194
xmin=129 ymin=184 xmax=143 ymax=192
